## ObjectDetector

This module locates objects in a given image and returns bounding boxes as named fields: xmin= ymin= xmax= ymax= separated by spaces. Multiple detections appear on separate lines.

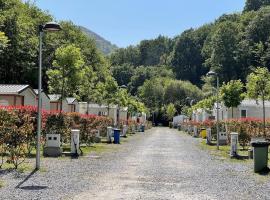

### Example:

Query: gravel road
xmin=1 ymin=127 xmax=270 ymax=200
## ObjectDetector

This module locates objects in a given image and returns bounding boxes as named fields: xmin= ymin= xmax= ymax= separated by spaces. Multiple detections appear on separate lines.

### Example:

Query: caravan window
xmin=240 ymin=110 xmax=247 ymax=118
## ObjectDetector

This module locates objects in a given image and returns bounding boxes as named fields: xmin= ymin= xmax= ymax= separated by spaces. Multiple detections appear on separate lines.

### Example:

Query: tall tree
xmin=166 ymin=103 xmax=176 ymax=121
xmin=170 ymin=25 xmax=212 ymax=86
xmin=47 ymin=44 xmax=85 ymax=110
xmin=0 ymin=32 xmax=8 ymax=52
xmin=0 ymin=0 xmax=52 ymax=86
xmin=128 ymin=65 xmax=174 ymax=95
xmin=246 ymin=67 xmax=270 ymax=135
xmin=164 ymin=79 xmax=203 ymax=114
xmin=102 ymin=78 xmax=119 ymax=116
xmin=203 ymin=21 xmax=240 ymax=82
xmin=220 ymin=80 xmax=244 ymax=118
xmin=111 ymin=64 xmax=135 ymax=86
xmin=138 ymin=78 xmax=165 ymax=113
xmin=243 ymin=7 xmax=270 ymax=71
xmin=244 ymin=0 xmax=270 ymax=12
xmin=138 ymin=35 xmax=173 ymax=66
xmin=110 ymin=46 xmax=140 ymax=67
xmin=79 ymin=65 xmax=97 ymax=114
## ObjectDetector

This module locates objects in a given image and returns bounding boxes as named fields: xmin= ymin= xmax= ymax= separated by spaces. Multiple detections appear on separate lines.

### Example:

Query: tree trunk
xmin=60 ymin=65 xmax=65 ymax=112
xmin=263 ymin=95 xmax=266 ymax=137
xmin=231 ymin=107 xmax=234 ymax=119
xmin=60 ymin=81 xmax=64 ymax=112
xmin=86 ymin=101 xmax=89 ymax=115
xmin=107 ymin=105 xmax=110 ymax=117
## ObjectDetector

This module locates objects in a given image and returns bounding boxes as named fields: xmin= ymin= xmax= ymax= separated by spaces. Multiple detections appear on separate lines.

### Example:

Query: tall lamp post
xmin=37 ymin=22 xmax=61 ymax=170
xmin=207 ymin=70 xmax=220 ymax=150
xmin=117 ymin=85 xmax=127 ymax=127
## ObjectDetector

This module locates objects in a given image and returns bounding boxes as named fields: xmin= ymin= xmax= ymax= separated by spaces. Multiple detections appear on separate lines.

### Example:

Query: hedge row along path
xmin=1 ymin=127 xmax=270 ymax=199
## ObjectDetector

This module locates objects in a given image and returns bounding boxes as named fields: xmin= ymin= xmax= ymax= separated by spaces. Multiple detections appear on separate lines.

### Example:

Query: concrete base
xmin=219 ymin=139 xmax=227 ymax=145
xmin=93 ymin=136 xmax=101 ymax=143
xmin=43 ymin=147 xmax=62 ymax=157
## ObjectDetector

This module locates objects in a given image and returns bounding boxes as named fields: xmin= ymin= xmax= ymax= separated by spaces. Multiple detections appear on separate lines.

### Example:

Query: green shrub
xmin=238 ymin=126 xmax=251 ymax=150
xmin=45 ymin=113 xmax=71 ymax=143
xmin=0 ymin=106 xmax=113 ymax=169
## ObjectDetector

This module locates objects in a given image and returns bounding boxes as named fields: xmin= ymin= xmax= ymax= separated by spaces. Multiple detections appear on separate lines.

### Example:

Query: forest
xmin=1 ymin=0 xmax=270 ymax=124
xmin=110 ymin=0 xmax=270 ymax=124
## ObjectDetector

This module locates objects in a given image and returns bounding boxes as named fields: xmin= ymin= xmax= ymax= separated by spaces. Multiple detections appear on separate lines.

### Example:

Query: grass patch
xmin=0 ymin=180 xmax=5 ymax=188
xmin=80 ymin=134 xmax=135 ymax=155
xmin=29 ymin=148 xmax=45 ymax=158
xmin=17 ymin=163 xmax=34 ymax=173
xmin=83 ymin=144 xmax=109 ymax=154
xmin=0 ymin=162 xmax=33 ymax=173
xmin=199 ymin=139 xmax=251 ymax=163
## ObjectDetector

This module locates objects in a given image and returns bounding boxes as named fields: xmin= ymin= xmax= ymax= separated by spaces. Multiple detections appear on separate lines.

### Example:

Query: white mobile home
xmin=192 ymin=109 xmax=211 ymax=122
xmin=34 ymin=89 xmax=50 ymax=111
xmin=119 ymin=107 xmax=128 ymax=122
xmin=66 ymin=97 xmax=79 ymax=113
xmin=78 ymin=102 xmax=118 ymax=125
xmin=173 ymin=115 xmax=188 ymax=126
xmin=48 ymin=94 xmax=69 ymax=112
xmin=213 ymin=99 xmax=270 ymax=120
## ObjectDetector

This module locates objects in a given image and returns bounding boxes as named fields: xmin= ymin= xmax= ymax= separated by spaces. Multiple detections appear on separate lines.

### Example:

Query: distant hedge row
xmin=186 ymin=117 xmax=269 ymax=149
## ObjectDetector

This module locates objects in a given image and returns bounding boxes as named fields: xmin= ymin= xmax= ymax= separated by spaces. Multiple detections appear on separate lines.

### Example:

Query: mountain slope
xmin=79 ymin=26 xmax=118 ymax=55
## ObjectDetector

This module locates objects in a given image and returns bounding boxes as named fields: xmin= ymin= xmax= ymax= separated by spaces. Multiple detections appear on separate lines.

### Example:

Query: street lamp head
xmin=119 ymin=85 xmax=127 ymax=89
xmin=42 ymin=22 xmax=62 ymax=32
xmin=207 ymin=70 xmax=217 ymax=77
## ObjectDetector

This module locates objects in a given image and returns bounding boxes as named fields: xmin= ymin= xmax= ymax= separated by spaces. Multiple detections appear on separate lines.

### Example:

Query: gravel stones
xmin=0 ymin=128 xmax=269 ymax=200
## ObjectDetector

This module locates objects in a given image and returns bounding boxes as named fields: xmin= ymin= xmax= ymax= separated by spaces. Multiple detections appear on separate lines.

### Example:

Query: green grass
xmin=199 ymin=139 xmax=251 ymax=163
xmin=1 ymin=162 xmax=34 ymax=173
xmin=82 ymin=143 xmax=113 ymax=154
xmin=62 ymin=134 xmax=135 ymax=156
xmin=0 ymin=180 xmax=5 ymax=188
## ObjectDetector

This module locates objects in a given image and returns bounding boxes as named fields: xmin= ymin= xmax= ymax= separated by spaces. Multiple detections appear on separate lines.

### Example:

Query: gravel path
xmin=1 ymin=127 xmax=270 ymax=200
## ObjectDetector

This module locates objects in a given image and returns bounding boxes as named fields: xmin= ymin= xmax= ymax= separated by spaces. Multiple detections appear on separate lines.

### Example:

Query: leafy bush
xmin=193 ymin=117 xmax=268 ymax=147
xmin=0 ymin=109 xmax=29 ymax=169
xmin=0 ymin=106 xmax=113 ymax=169
xmin=238 ymin=125 xmax=251 ymax=150
xmin=45 ymin=113 xmax=71 ymax=143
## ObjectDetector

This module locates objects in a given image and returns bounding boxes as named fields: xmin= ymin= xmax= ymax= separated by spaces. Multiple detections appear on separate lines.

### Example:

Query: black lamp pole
xmin=36 ymin=22 xmax=61 ymax=170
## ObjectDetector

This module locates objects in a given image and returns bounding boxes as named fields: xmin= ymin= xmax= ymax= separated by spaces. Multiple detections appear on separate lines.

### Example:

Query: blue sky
xmin=35 ymin=0 xmax=246 ymax=47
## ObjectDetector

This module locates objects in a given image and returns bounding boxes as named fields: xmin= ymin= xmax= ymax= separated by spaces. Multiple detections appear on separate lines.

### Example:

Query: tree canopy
xmin=220 ymin=80 xmax=245 ymax=117
xmin=244 ymin=0 xmax=270 ymax=12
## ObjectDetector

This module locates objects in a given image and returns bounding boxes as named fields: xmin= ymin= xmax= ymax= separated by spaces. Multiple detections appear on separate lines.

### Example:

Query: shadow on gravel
xmin=18 ymin=185 xmax=48 ymax=190
xmin=206 ymin=143 xmax=216 ymax=146
xmin=15 ymin=169 xmax=48 ymax=190
xmin=234 ymin=155 xmax=250 ymax=160
xmin=257 ymin=167 xmax=270 ymax=176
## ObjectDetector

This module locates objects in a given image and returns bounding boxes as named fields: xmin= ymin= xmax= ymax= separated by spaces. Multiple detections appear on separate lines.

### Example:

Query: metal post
xmin=152 ymin=112 xmax=154 ymax=125
xmin=36 ymin=26 xmax=43 ymax=170
xmin=117 ymin=106 xmax=120 ymax=128
xmin=263 ymin=93 xmax=266 ymax=136
xmin=216 ymin=76 xmax=220 ymax=150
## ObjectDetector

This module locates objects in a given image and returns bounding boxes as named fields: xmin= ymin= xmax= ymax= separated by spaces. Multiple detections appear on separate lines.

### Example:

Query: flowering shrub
xmin=186 ymin=117 xmax=270 ymax=148
xmin=0 ymin=106 xmax=113 ymax=168
xmin=45 ymin=113 xmax=71 ymax=143
xmin=0 ymin=109 xmax=31 ymax=169
xmin=44 ymin=112 xmax=113 ymax=144
xmin=144 ymin=121 xmax=153 ymax=130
